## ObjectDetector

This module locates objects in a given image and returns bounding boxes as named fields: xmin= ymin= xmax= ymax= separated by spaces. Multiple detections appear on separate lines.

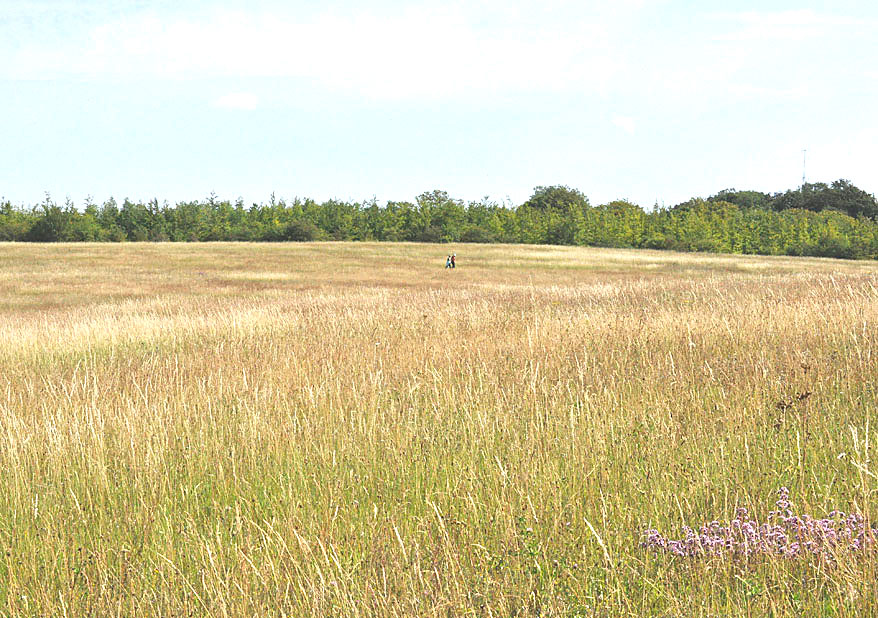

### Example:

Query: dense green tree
xmin=5 ymin=182 xmax=878 ymax=260
xmin=771 ymin=179 xmax=878 ymax=220
xmin=26 ymin=196 xmax=73 ymax=242
xmin=0 ymin=201 xmax=32 ymax=240
xmin=710 ymin=189 xmax=771 ymax=210
xmin=523 ymin=185 xmax=589 ymax=211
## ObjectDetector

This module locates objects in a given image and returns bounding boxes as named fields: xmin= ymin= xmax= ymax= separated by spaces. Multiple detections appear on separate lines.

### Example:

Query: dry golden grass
xmin=0 ymin=241 xmax=876 ymax=616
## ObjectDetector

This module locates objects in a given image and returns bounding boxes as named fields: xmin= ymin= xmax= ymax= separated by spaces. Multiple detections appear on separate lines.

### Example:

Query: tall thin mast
xmin=802 ymin=149 xmax=807 ymax=187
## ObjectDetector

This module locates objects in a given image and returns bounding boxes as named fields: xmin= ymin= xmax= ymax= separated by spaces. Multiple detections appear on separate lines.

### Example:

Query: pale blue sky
xmin=2 ymin=0 xmax=876 ymax=208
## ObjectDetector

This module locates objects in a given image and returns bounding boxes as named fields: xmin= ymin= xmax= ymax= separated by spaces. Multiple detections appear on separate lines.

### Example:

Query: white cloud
xmin=212 ymin=92 xmax=259 ymax=110
xmin=7 ymin=2 xmax=871 ymax=108
xmin=725 ymin=83 xmax=804 ymax=99
xmin=611 ymin=114 xmax=635 ymax=135
xmin=713 ymin=9 xmax=869 ymax=42
xmin=5 ymin=4 xmax=626 ymax=99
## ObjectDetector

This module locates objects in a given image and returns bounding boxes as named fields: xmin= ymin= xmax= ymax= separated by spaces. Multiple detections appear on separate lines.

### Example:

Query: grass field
xmin=1 ymin=242 xmax=876 ymax=616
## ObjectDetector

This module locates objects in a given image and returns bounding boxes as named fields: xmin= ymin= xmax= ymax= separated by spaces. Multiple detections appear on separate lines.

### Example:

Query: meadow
xmin=0 ymin=241 xmax=876 ymax=616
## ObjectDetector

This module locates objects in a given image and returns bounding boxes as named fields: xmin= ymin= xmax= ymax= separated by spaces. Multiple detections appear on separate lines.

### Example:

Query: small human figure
xmin=445 ymin=255 xmax=451 ymax=269
xmin=451 ymin=253 xmax=456 ymax=269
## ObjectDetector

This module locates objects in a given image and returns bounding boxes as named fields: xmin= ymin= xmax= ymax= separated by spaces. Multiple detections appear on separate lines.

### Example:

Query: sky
xmin=1 ymin=0 xmax=876 ymax=209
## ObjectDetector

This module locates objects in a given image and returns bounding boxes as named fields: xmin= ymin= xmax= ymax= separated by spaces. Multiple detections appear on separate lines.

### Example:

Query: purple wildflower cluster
xmin=642 ymin=488 xmax=878 ymax=561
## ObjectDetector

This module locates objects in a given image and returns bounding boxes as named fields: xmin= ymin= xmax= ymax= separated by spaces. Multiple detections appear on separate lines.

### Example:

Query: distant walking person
xmin=445 ymin=255 xmax=451 ymax=269
xmin=451 ymin=253 xmax=456 ymax=269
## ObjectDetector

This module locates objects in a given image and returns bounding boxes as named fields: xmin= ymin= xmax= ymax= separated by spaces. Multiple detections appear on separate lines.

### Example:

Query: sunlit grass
xmin=0 ymin=241 xmax=876 ymax=616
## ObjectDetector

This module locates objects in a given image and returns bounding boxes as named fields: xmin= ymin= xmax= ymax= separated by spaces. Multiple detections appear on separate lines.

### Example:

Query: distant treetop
xmin=771 ymin=179 xmax=878 ymax=220
xmin=523 ymin=186 xmax=590 ymax=211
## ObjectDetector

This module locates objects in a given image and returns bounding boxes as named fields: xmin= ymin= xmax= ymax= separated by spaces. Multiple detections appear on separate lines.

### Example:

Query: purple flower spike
xmin=642 ymin=488 xmax=876 ymax=563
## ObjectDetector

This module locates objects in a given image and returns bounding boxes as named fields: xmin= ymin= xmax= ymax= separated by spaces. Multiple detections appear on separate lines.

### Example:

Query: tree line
xmin=2 ymin=179 xmax=878 ymax=259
